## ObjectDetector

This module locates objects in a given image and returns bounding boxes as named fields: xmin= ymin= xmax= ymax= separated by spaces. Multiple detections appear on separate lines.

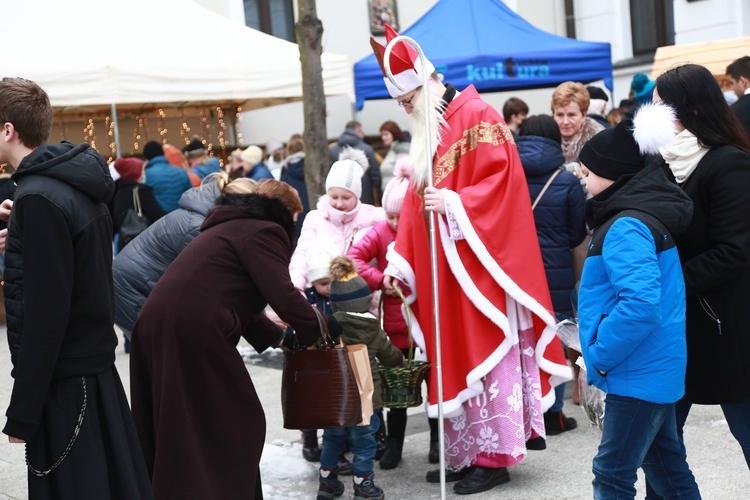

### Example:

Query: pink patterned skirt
xmin=443 ymin=323 xmax=545 ymax=469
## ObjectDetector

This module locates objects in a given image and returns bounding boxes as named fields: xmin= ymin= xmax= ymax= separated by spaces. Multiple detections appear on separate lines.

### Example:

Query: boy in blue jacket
xmin=577 ymin=117 xmax=701 ymax=499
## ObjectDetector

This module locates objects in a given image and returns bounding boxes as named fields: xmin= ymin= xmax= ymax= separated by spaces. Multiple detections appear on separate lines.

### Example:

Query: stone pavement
xmin=0 ymin=327 xmax=748 ymax=499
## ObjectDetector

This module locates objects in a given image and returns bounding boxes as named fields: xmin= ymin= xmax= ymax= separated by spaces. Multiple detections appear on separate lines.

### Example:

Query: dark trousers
xmin=645 ymin=398 xmax=750 ymax=499
xmin=593 ymin=395 xmax=700 ymax=500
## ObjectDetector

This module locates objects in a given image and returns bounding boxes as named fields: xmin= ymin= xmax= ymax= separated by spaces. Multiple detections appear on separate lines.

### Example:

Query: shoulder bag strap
xmin=311 ymin=306 xmax=334 ymax=348
xmin=132 ymin=186 xmax=143 ymax=216
xmin=532 ymin=167 xmax=563 ymax=211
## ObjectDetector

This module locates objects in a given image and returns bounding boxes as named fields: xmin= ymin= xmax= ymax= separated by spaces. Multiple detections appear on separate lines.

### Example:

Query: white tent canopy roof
xmin=0 ymin=0 xmax=354 ymax=109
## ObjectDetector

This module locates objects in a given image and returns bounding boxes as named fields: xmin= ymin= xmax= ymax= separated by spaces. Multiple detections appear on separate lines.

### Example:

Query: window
xmin=244 ymin=0 xmax=295 ymax=42
xmin=630 ymin=0 xmax=674 ymax=55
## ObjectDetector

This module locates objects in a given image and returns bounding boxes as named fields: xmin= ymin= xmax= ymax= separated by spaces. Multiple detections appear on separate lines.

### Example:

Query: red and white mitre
xmin=369 ymin=24 xmax=435 ymax=98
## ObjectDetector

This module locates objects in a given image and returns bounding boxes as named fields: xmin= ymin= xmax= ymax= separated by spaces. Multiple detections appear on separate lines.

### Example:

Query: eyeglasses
xmin=397 ymin=92 xmax=416 ymax=109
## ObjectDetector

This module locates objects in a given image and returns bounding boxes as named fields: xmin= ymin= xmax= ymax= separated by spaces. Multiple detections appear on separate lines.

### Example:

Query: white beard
xmin=408 ymin=82 xmax=448 ymax=189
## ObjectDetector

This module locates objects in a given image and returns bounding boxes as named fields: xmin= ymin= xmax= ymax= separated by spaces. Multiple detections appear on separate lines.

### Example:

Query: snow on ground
xmin=260 ymin=440 xmax=318 ymax=499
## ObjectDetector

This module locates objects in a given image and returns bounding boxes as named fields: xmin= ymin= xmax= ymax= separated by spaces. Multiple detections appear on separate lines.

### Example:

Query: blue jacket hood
xmin=516 ymin=136 xmax=566 ymax=177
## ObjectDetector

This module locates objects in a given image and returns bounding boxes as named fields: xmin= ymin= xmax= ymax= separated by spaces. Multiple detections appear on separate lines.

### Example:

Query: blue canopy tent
xmin=355 ymin=0 xmax=612 ymax=110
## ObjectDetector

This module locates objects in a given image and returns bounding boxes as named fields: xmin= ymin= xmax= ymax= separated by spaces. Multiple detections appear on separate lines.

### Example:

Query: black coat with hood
xmin=113 ymin=182 xmax=221 ymax=332
xmin=3 ymin=142 xmax=116 ymax=440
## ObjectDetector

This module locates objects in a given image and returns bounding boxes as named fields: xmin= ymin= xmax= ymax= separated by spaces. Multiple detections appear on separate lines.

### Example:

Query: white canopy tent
xmin=0 ymin=0 xmax=354 ymax=154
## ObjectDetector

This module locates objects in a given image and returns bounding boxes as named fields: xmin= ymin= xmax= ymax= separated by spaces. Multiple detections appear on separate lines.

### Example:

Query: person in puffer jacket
xmin=517 ymin=115 xmax=586 ymax=436
xmin=577 ymin=115 xmax=700 ymax=499
xmin=289 ymin=147 xmax=384 ymax=293
xmin=348 ymin=158 xmax=416 ymax=469
xmin=113 ymin=173 xmax=256 ymax=346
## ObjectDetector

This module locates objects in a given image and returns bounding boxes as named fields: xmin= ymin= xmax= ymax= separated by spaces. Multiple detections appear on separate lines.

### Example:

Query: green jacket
xmin=333 ymin=311 xmax=404 ymax=410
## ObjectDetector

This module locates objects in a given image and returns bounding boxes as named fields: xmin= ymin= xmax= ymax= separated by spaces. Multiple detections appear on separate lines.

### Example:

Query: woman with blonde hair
xmin=130 ymin=178 xmax=325 ymax=500
xmin=551 ymin=81 xmax=605 ymax=164
xmin=113 ymin=171 xmax=257 ymax=347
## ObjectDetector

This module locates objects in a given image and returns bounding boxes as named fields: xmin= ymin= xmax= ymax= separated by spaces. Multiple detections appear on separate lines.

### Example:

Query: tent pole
xmin=110 ymin=103 xmax=122 ymax=159
xmin=383 ymin=36 xmax=447 ymax=500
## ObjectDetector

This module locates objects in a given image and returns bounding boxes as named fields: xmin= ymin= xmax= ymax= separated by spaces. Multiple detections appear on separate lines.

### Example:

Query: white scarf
xmin=660 ymin=129 xmax=710 ymax=184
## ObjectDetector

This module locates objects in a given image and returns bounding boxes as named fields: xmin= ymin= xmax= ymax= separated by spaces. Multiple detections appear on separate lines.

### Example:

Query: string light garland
xmin=235 ymin=105 xmax=244 ymax=145
xmin=83 ymin=119 xmax=96 ymax=150
xmin=133 ymin=114 xmax=142 ymax=152
xmin=216 ymin=106 xmax=228 ymax=166
xmin=179 ymin=108 xmax=191 ymax=145
xmin=157 ymin=108 xmax=168 ymax=144
xmin=105 ymin=116 xmax=115 ymax=163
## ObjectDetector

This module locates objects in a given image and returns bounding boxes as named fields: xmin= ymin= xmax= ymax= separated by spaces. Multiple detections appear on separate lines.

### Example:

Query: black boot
xmin=428 ymin=417 xmax=439 ymax=463
xmin=374 ymin=410 xmax=387 ymax=460
xmin=380 ymin=408 xmax=407 ymax=469
xmin=379 ymin=438 xmax=403 ymax=469
xmin=301 ymin=429 xmax=321 ymax=462
xmin=544 ymin=411 xmax=578 ymax=436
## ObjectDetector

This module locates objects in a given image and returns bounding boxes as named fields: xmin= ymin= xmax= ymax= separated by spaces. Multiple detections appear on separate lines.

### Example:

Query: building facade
xmin=199 ymin=0 xmax=750 ymax=144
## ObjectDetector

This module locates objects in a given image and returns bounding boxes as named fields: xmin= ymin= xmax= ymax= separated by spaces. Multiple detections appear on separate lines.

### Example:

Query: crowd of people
xmin=1 ymin=24 xmax=750 ymax=500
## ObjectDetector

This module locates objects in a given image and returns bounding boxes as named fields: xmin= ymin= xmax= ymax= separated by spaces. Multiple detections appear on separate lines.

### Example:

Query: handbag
xmin=117 ymin=186 xmax=150 ymax=252
xmin=281 ymin=307 xmax=363 ymax=429
xmin=345 ymin=343 xmax=374 ymax=426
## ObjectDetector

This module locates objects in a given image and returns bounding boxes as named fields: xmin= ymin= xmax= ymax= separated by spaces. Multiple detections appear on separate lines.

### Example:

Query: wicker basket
xmin=378 ymin=285 xmax=431 ymax=409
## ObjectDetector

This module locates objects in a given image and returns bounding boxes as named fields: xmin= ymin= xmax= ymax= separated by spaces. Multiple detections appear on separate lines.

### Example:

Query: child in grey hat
xmin=316 ymin=256 xmax=403 ymax=500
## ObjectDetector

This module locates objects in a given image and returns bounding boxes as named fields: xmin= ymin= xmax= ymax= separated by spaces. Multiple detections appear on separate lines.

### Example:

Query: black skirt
xmin=25 ymin=366 xmax=153 ymax=500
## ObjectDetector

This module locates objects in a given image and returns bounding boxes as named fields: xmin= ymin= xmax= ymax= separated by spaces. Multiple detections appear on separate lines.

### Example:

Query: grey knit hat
xmin=329 ymin=256 xmax=372 ymax=313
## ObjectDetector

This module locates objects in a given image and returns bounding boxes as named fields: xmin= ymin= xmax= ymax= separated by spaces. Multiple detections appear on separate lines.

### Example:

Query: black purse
xmin=281 ymin=308 xmax=363 ymax=429
xmin=117 ymin=186 xmax=150 ymax=252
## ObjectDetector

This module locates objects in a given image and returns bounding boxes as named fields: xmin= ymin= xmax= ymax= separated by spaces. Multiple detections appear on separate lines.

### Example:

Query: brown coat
xmin=130 ymin=194 xmax=322 ymax=500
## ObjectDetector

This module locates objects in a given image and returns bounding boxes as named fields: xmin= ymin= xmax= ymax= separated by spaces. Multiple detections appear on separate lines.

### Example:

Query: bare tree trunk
xmin=296 ymin=0 xmax=329 ymax=209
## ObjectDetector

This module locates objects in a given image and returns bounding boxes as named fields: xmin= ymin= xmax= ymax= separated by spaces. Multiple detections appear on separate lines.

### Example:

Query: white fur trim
xmin=632 ymin=102 xmax=679 ymax=155
xmin=383 ymin=58 xmax=436 ymax=98
xmin=442 ymin=190 xmax=572 ymax=390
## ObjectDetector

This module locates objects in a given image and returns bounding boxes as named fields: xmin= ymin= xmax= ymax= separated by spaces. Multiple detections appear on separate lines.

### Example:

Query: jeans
xmin=593 ymin=394 xmax=700 ymax=500
xmin=645 ymin=398 xmax=750 ymax=499
xmin=549 ymin=382 xmax=566 ymax=413
xmin=321 ymin=412 xmax=380 ymax=477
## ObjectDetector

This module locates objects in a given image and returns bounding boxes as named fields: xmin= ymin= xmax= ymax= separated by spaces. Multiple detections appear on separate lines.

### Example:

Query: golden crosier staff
xmin=383 ymin=35 xmax=447 ymax=500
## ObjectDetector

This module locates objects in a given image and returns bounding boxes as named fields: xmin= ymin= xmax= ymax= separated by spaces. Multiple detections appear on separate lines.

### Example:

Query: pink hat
xmin=370 ymin=24 xmax=435 ymax=98
xmin=381 ymin=157 xmax=413 ymax=214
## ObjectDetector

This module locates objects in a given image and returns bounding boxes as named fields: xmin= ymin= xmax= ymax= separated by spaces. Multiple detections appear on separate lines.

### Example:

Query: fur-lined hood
xmin=201 ymin=193 xmax=296 ymax=246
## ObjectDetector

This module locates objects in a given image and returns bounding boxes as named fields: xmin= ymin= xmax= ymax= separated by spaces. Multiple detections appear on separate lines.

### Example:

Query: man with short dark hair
xmin=329 ymin=120 xmax=382 ymax=205
xmin=143 ymin=139 xmax=192 ymax=212
xmin=502 ymin=97 xmax=529 ymax=137
xmin=0 ymin=77 xmax=152 ymax=498
xmin=726 ymin=56 xmax=750 ymax=138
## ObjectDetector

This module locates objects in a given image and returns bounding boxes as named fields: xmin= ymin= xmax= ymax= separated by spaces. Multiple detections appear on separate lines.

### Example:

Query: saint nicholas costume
xmin=371 ymin=26 xmax=570 ymax=473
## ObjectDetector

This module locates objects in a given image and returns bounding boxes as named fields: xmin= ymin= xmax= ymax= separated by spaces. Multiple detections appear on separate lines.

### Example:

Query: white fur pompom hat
xmin=326 ymin=147 xmax=366 ymax=199
xmin=632 ymin=102 xmax=679 ymax=155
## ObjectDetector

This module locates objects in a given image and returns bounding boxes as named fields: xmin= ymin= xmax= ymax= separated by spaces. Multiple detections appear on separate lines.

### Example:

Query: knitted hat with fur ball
xmin=326 ymin=159 xmax=365 ymax=199
xmin=381 ymin=157 xmax=413 ymax=214
xmin=329 ymin=256 xmax=372 ymax=313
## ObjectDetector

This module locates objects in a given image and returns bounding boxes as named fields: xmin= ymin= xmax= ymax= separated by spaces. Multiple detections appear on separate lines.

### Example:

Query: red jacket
xmin=348 ymin=220 xmax=409 ymax=349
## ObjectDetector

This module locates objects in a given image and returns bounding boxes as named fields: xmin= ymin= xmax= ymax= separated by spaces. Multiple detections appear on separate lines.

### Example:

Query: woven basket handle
xmin=379 ymin=284 xmax=416 ymax=364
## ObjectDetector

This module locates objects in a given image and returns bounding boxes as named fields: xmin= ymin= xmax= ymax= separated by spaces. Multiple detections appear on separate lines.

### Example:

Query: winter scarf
xmin=660 ymin=129 xmax=710 ymax=185
xmin=561 ymin=117 xmax=605 ymax=164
